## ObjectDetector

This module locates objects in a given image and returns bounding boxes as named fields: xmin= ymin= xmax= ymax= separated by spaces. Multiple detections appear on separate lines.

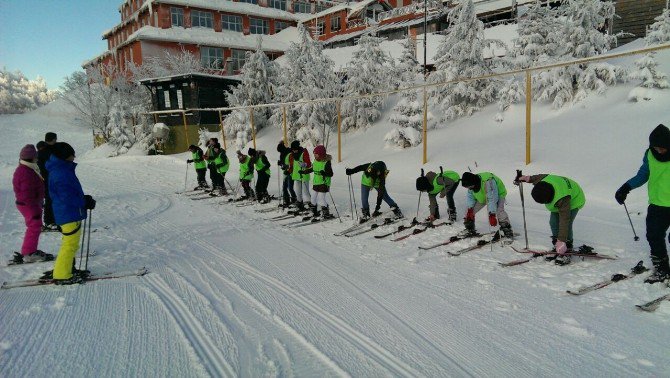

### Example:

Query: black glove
xmin=187 ymin=159 xmax=193 ymax=163
xmin=84 ymin=195 xmax=96 ymax=210
xmin=615 ymin=183 xmax=631 ymax=205
xmin=345 ymin=168 xmax=354 ymax=176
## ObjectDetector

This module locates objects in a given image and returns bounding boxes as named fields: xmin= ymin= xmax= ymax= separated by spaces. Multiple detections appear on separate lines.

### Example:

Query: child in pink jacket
xmin=12 ymin=144 xmax=53 ymax=263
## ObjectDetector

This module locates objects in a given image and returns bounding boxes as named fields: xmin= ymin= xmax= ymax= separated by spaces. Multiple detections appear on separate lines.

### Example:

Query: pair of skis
xmin=389 ymin=221 xmax=452 ymax=242
xmin=1 ymin=267 xmax=148 ymax=289
xmin=499 ymin=246 xmax=617 ymax=267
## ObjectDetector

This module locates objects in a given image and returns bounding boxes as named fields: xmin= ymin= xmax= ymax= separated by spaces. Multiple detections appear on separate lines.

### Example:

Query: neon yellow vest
xmin=215 ymin=152 xmax=229 ymax=174
xmin=312 ymin=160 xmax=331 ymax=186
xmin=647 ymin=150 xmax=670 ymax=207
xmin=291 ymin=153 xmax=310 ymax=182
xmin=429 ymin=171 xmax=460 ymax=195
xmin=540 ymin=175 xmax=585 ymax=212
xmin=362 ymin=164 xmax=385 ymax=188
xmin=255 ymin=158 xmax=271 ymax=176
xmin=239 ymin=156 xmax=253 ymax=181
xmin=191 ymin=151 xmax=206 ymax=170
xmin=472 ymin=172 xmax=507 ymax=204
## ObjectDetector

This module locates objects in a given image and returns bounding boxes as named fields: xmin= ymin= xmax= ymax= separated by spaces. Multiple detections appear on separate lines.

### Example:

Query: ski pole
xmin=184 ymin=162 xmax=190 ymax=192
xmin=277 ymin=165 xmax=282 ymax=205
xmin=515 ymin=169 xmax=529 ymax=250
xmin=84 ymin=209 xmax=93 ymax=271
xmin=622 ymin=202 xmax=640 ymax=241
xmin=77 ymin=216 xmax=87 ymax=271
xmin=416 ymin=191 xmax=422 ymax=223
xmin=351 ymin=175 xmax=359 ymax=221
xmin=329 ymin=192 xmax=342 ymax=223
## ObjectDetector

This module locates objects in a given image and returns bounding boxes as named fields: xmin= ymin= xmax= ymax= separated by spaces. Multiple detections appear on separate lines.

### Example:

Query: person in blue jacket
xmin=45 ymin=142 xmax=96 ymax=284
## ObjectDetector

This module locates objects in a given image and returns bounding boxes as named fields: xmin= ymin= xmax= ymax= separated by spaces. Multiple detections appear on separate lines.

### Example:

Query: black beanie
xmin=277 ymin=141 xmax=285 ymax=153
xmin=36 ymin=141 xmax=47 ymax=150
xmin=248 ymin=148 xmax=257 ymax=156
xmin=531 ymin=181 xmax=555 ymax=204
xmin=290 ymin=140 xmax=301 ymax=150
xmin=649 ymin=124 xmax=670 ymax=162
xmin=52 ymin=142 xmax=75 ymax=160
xmin=461 ymin=172 xmax=479 ymax=188
xmin=416 ymin=176 xmax=431 ymax=191
xmin=45 ymin=132 xmax=57 ymax=142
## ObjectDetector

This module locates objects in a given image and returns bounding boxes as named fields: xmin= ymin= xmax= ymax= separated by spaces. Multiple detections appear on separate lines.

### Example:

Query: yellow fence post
xmin=422 ymin=87 xmax=428 ymax=165
xmin=218 ymin=110 xmax=227 ymax=150
xmin=525 ymin=71 xmax=532 ymax=165
xmin=249 ymin=107 xmax=257 ymax=149
xmin=182 ymin=111 xmax=189 ymax=146
xmin=337 ymin=101 xmax=342 ymax=163
xmin=282 ymin=106 xmax=288 ymax=145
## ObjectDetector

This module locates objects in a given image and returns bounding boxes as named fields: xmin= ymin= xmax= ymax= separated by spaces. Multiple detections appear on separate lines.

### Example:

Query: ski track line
xmin=195 ymin=261 xmax=350 ymax=377
xmin=260 ymin=228 xmax=475 ymax=377
xmin=143 ymin=273 xmax=237 ymax=378
xmin=186 ymin=236 xmax=421 ymax=378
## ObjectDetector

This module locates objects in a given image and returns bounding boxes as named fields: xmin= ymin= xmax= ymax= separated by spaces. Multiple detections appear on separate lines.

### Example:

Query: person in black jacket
xmin=38 ymin=132 xmax=58 ymax=231
xmin=248 ymin=148 xmax=272 ymax=203
xmin=346 ymin=161 xmax=403 ymax=221
xmin=277 ymin=141 xmax=297 ymax=207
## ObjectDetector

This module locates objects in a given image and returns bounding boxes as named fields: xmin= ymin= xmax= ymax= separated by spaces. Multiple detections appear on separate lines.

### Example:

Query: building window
xmin=231 ymin=49 xmax=247 ymax=71
xmin=331 ymin=16 xmax=340 ymax=31
xmin=201 ymin=46 xmax=224 ymax=69
xmin=269 ymin=0 xmax=286 ymax=11
xmin=293 ymin=1 xmax=311 ymax=13
xmin=275 ymin=20 xmax=290 ymax=32
xmin=171 ymin=7 xmax=184 ymax=27
xmin=316 ymin=20 xmax=325 ymax=35
xmin=315 ymin=3 xmax=330 ymax=13
xmin=191 ymin=10 xmax=213 ymax=28
xmin=222 ymin=14 xmax=242 ymax=32
xmin=239 ymin=0 xmax=258 ymax=3
xmin=249 ymin=18 xmax=269 ymax=34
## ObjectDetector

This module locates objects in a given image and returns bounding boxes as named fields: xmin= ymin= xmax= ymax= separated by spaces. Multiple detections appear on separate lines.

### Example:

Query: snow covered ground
xmin=1 ymin=47 xmax=670 ymax=376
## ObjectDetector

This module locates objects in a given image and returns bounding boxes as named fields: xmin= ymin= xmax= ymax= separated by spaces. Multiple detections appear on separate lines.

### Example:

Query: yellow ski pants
xmin=52 ymin=221 xmax=82 ymax=279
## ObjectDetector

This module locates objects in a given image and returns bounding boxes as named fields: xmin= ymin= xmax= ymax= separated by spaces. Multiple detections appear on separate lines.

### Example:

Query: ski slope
xmin=1 ymin=47 xmax=670 ymax=376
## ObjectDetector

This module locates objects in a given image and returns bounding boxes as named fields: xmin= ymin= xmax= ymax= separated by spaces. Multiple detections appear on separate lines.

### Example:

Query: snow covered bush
xmin=428 ymin=0 xmax=503 ymax=122
xmin=224 ymin=37 xmax=279 ymax=146
xmin=341 ymin=33 xmax=394 ymax=131
xmin=0 ymin=68 xmax=55 ymax=114
xmin=386 ymin=36 xmax=427 ymax=147
xmin=495 ymin=77 xmax=525 ymax=122
xmin=628 ymin=9 xmax=670 ymax=101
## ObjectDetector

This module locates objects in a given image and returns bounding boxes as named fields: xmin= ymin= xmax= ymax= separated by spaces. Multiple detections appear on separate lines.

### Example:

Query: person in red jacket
xmin=12 ymin=144 xmax=54 ymax=263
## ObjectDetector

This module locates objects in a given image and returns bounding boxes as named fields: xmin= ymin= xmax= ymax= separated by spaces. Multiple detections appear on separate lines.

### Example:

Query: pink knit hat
xmin=19 ymin=144 xmax=37 ymax=160
xmin=313 ymin=145 xmax=326 ymax=157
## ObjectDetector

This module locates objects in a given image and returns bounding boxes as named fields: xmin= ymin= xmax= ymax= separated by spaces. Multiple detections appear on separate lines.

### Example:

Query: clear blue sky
xmin=0 ymin=0 xmax=121 ymax=89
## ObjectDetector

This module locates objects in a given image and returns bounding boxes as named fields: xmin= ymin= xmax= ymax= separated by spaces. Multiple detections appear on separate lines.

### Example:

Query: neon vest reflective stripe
xmin=429 ymin=171 xmax=460 ymax=195
xmin=255 ymin=159 xmax=271 ymax=176
xmin=540 ymin=175 xmax=585 ymax=212
xmin=647 ymin=149 xmax=670 ymax=207
xmin=472 ymin=172 xmax=507 ymax=204
xmin=215 ymin=153 xmax=229 ymax=174
xmin=312 ymin=160 xmax=331 ymax=186
xmin=191 ymin=151 xmax=206 ymax=170
xmin=239 ymin=156 xmax=253 ymax=180
xmin=361 ymin=164 xmax=381 ymax=188
xmin=291 ymin=153 xmax=310 ymax=182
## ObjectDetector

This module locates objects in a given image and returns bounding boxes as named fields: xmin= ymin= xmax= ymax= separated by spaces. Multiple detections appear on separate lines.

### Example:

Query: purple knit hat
xmin=20 ymin=144 xmax=37 ymax=160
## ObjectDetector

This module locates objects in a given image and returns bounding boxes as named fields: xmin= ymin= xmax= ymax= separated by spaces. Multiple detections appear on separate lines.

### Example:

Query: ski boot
xmin=391 ymin=206 xmax=404 ymax=219
xmin=311 ymin=204 xmax=319 ymax=218
xmin=23 ymin=250 xmax=54 ymax=263
xmin=460 ymin=219 xmax=477 ymax=237
xmin=644 ymin=257 xmax=670 ymax=284
xmin=321 ymin=206 xmax=335 ymax=220
xmin=554 ymin=240 xmax=573 ymax=266
xmin=448 ymin=209 xmax=457 ymax=223
xmin=359 ymin=208 xmax=371 ymax=224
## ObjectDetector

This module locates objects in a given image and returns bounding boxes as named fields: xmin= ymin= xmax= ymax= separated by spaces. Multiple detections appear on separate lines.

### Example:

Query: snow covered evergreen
xmin=0 ymin=68 xmax=55 ymax=114
xmin=534 ymin=0 xmax=626 ymax=108
xmin=225 ymin=37 xmax=279 ymax=150
xmin=386 ymin=36 xmax=425 ymax=148
xmin=341 ymin=33 xmax=394 ymax=132
xmin=628 ymin=9 xmax=670 ymax=101
xmin=428 ymin=0 xmax=502 ymax=122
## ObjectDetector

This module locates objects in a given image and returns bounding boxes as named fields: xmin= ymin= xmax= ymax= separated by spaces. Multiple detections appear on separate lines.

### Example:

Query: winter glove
xmin=615 ymin=183 xmax=631 ymax=205
xmin=488 ymin=213 xmax=497 ymax=227
xmin=84 ymin=195 xmax=96 ymax=210
xmin=465 ymin=208 xmax=475 ymax=222
xmin=345 ymin=168 xmax=354 ymax=176
xmin=555 ymin=240 xmax=568 ymax=254
xmin=187 ymin=159 xmax=193 ymax=163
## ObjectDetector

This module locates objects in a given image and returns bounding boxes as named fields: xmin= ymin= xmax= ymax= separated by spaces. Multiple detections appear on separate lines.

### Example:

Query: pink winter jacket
xmin=13 ymin=164 xmax=45 ymax=207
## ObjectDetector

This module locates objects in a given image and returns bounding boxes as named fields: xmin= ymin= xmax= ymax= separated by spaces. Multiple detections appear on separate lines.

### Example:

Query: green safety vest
xmin=206 ymin=148 xmax=216 ymax=166
xmin=647 ymin=149 xmax=670 ymax=207
xmin=283 ymin=154 xmax=291 ymax=176
xmin=215 ymin=152 xmax=229 ymax=174
xmin=361 ymin=164 xmax=386 ymax=188
xmin=429 ymin=171 xmax=460 ymax=195
xmin=191 ymin=151 xmax=206 ymax=170
xmin=255 ymin=158 xmax=271 ymax=176
xmin=291 ymin=153 xmax=310 ymax=182
xmin=312 ymin=160 xmax=331 ymax=187
xmin=472 ymin=172 xmax=507 ymax=204
xmin=239 ymin=156 xmax=253 ymax=181
xmin=540 ymin=175 xmax=585 ymax=212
